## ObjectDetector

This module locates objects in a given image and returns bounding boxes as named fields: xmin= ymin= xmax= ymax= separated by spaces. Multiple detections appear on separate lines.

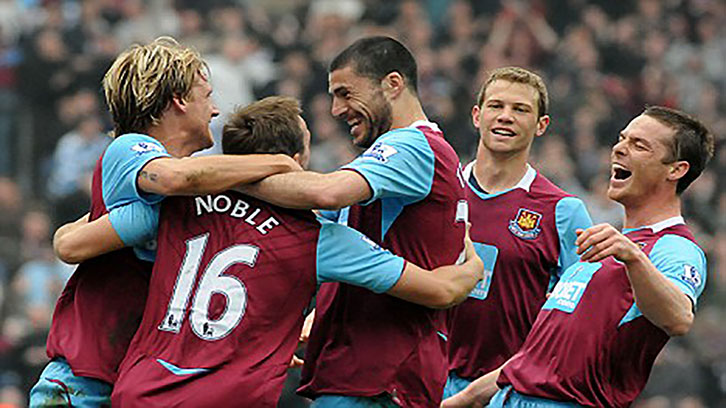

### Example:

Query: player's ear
xmin=292 ymin=152 xmax=303 ymax=166
xmin=471 ymin=105 xmax=482 ymax=129
xmin=535 ymin=115 xmax=550 ymax=137
xmin=171 ymin=94 xmax=187 ymax=113
xmin=381 ymin=72 xmax=404 ymax=99
xmin=667 ymin=160 xmax=689 ymax=182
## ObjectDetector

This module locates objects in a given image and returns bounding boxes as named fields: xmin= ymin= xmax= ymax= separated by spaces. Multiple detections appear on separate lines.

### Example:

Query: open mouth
xmin=491 ymin=128 xmax=516 ymax=137
xmin=612 ymin=164 xmax=632 ymax=181
xmin=347 ymin=119 xmax=363 ymax=136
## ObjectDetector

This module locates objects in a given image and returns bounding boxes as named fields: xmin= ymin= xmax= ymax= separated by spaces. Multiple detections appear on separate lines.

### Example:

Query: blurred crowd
xmin=0 ymin=0 xmax=723 ymax=406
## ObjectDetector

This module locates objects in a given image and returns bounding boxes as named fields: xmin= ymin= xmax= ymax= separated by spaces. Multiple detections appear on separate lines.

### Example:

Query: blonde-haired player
xmin=30 ymin=37 xmax=298 ymax=407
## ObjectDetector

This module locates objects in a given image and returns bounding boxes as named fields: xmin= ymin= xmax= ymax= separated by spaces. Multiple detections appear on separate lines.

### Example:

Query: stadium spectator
xmin=45 ymin=113 xmax=110 ymax=228
xmin=443 ymin=106 xmax=714 ymax=407
xmin=443 ymin=67 xmax=592 ymax=398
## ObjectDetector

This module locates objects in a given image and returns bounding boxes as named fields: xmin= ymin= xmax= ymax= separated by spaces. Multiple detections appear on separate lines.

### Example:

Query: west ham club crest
xmin=509 ymin=208 xmax=542 ymax=240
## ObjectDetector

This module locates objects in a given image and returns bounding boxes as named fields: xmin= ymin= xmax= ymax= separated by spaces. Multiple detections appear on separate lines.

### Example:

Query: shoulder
xmin=530 ymin=172 xmax=574 ymax=200
xmin=651 ymin=231 xmax=704 ymax=259
xmin=104 ymin=133 xmax=166 ymax=160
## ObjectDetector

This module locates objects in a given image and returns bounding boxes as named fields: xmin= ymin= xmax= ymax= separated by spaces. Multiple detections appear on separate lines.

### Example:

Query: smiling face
xmin=184 ymin=72 xmax=220 ymax=150
xmin=608 ymin=114 xmax=680 ymax=205
xmin=472 ymin=79 xmax=549 ymax=156
xmin=328 ymin=65 xmax=392 ymax=148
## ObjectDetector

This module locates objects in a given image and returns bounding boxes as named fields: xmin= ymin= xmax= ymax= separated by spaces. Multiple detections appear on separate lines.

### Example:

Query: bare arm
xmin=244 ymin=170 xmax=372 ymax=210
xmin=387 ymin=228 xmax=483 ymax=309
xmin=576 ymin=224 xmax=694 ymax=336
xmin=441 ymin=364 xmax=506 ymax=408
xmin=138 ymin=154 xmax=301 ymax=196
xmin=54 ymin=214 xmax=124 ymax=264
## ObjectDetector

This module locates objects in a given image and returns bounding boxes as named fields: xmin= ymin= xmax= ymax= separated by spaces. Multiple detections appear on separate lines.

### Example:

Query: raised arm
xmin=244 ymin=170 xmax=372 ymax=210
xmin=138 ymin=154 xmax=301 ymax=196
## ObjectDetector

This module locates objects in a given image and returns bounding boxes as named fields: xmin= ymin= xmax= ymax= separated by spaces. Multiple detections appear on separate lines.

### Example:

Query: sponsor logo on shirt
xmin=131 ymin=141 xmax=164 ymax=155
xmin=508 ymin=208 xmax=542 ymax=240
xmin=361 ymin=142 xmax=398 ymax=163
xmin=681 ymin=264 xmax=701 ymax=289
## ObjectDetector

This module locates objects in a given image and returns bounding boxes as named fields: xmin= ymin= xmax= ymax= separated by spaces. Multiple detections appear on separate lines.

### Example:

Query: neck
xmin=147 ymin=123 xmax=196 ymax=158
xmin=623 ymin=194 xmax=681 ymax=229
xmin=390 ymin=92 xmax=427 ymax=129
xmin=473 ymin=142 xmax=531 ymax=193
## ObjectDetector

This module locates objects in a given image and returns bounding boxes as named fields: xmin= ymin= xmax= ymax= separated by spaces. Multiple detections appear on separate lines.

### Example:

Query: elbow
xmin=428 ymin=284 xmax=465 ymax=310
xmin=54 ymin=236 xmax=83 ymax=264
xmin=306 ymin=186 xmax=345 ymax=210
xmin=663 ymin=314 xmax=694 ymax=337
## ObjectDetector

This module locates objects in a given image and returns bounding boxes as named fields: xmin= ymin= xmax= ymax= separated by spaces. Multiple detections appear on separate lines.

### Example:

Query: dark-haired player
xmin=247 ymin=36 xmax=468 ymax=407
xmin=444 ymin=106 xmax=713 ymax=408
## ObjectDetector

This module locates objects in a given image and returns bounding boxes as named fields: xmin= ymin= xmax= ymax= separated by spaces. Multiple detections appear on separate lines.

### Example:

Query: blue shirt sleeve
xmin=316 ymin=209 xmax=341 ymax=222
xmin=555 ymin=196 xmax=593 ymax=276
xmin=108 ymin=201 xmax=160 ymax=246
xmin=101 ymin=134 xmax=171 ymax=209
xmin=649 ymin=234 xmax=707 ymax=307
xmin=341 ymin=128 xmax=435 ymax=206
xmin=315 ymin=217 xmax=404 ymax=293
xmin=108 ymin=201 xmax=159 ymax=262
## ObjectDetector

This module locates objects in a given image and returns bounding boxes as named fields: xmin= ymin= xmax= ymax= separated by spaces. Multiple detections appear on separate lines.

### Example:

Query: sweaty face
xmin=329 ymin=66 xmax=392 ymax=148
xmin=608 ymin=115 xmax=677 ymax=205
xmin=472 ymin=80 xmax=548 ymax=156
xmin=185 ymin=73 xmax=220 ymax=151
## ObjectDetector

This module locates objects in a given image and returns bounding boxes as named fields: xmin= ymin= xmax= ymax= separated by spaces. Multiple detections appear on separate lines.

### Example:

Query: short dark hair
xmin=222 ymin=96 xmax=304 ymax=157
xmin=329 ymin=36 xmax=418 ymax=93
xmin=643 ymin=106 xmax=715 ymax=194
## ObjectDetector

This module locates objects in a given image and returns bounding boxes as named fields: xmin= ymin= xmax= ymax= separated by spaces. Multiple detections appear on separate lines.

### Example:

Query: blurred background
xmin=0 ymin=0 xmax=722 ymax=406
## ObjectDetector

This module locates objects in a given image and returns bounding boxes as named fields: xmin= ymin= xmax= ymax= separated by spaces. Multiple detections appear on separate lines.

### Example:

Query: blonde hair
xmin=103 ymin=36 xmax=207 ymax=137
xmin=477 ymin=67 xmax=549 ymax=117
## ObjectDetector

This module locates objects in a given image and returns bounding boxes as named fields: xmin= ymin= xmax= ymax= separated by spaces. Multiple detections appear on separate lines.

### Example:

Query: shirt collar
xmin=634 ymin=216 xmax=686 ymax=233
xmin=409 ymin=120 xmax=441 ymax=133
xmin=463 ymin=161 xmax=536 ymax=193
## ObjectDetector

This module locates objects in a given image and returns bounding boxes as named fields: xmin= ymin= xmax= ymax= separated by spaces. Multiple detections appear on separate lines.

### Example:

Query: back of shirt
xmin=117 ymin=192 xmax=319 ymax=407
xmin=300 ymin=123 xmax=466 ymax=406
xmin=46 ymin=156 xmax=152 ymax=383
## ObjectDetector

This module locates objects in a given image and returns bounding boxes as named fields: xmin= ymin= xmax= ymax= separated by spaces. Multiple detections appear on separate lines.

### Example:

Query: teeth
xmin=492 ymin=129 xmax=515 ymax=136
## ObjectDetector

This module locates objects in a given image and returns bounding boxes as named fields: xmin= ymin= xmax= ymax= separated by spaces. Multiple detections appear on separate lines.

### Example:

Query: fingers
xmin=575 ymin=224 xmax=621 ymax=262
xmin=299 ymin=310 xmax=315 ymax=343
xmin=579 ymin=234 xmax=620 ymax=263
xmin=289 ymin=354 xmax=304 ymax=368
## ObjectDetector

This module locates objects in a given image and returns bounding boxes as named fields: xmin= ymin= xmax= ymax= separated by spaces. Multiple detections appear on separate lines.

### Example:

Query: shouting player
xmin=443 ymin=106 xmax=713 ymax=408
xmin=444 ymin=67 xmax=592 ymax=398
